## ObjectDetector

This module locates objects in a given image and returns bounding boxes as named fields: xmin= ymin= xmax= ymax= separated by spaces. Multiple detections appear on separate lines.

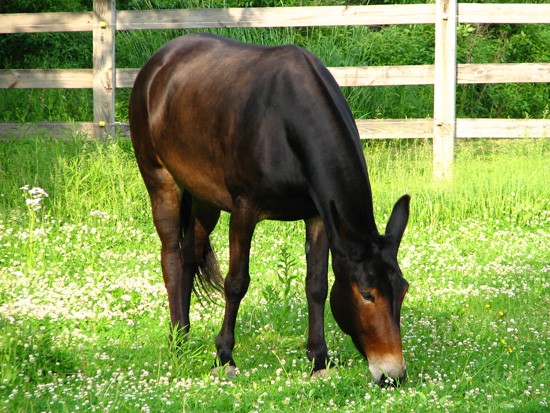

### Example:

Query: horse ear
xmin=385 ymin=195 xmax=410 ymax=253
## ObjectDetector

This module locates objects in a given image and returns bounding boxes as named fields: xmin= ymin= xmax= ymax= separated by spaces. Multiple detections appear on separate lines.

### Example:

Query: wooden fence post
xmin=93 ymin=0 xmax=116 ymax=139
xmin=433 ymin=0 xmax=458 ymax=180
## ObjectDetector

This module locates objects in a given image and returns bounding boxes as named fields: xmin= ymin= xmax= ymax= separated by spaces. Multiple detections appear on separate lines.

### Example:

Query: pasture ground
xmin=0 ymin=136 xmax=548 ymax=412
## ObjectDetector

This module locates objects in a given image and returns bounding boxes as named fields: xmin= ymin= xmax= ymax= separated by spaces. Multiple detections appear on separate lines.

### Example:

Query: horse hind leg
xmin=144 ymin=168 xmax=196 ymax=340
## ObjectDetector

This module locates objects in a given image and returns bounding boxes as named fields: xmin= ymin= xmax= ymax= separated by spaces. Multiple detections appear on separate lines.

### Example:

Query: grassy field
xmin=0 ymin=136 xmax=548 ymax=412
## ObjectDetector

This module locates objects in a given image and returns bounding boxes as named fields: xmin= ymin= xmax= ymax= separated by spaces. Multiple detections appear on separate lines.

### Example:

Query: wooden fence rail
xmin=1 ymin=0 xmax=549 ymax=178
xmin=3 ymin=63 xmax=549 ymax=89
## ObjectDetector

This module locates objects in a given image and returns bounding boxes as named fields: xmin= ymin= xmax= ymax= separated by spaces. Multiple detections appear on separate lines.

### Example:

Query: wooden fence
xmin=1 ymin=0 xmax=549 ymax=178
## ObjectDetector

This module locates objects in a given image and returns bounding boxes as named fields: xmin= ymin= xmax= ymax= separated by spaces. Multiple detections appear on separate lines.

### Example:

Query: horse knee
xmin=224 ymin=272 xmax=250 ymax=300
xmin=306 ymin=277 xmax=328 ymax=304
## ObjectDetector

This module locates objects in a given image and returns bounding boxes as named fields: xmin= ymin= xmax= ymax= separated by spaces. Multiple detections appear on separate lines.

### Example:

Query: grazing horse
xmin=129 ymin=33 xmax=410 ymax=386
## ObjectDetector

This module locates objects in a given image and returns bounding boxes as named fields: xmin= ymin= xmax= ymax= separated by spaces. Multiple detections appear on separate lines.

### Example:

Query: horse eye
xmin=361 ymin=291 xmax=375 ymax=303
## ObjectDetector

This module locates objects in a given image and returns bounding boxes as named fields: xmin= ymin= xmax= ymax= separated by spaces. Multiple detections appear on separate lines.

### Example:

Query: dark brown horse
xmin=129 ymin=33 xmax=410 ymax=386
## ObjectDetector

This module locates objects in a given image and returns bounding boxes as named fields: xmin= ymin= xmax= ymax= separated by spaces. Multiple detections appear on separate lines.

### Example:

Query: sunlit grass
xmin=0 ymin=137 xmax=549 ymax=412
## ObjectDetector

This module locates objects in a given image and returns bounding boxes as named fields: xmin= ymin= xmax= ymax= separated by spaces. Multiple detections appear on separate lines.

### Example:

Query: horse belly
xmin=258 ymin=196 xmax=318 ymax=221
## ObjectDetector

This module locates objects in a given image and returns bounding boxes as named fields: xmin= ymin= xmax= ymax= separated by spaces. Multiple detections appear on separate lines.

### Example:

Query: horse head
xmin=330 ymin=195 xmax=410 ymax=386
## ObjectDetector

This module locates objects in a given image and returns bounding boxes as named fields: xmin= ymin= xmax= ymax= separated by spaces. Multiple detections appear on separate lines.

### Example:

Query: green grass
xmin=0 ymin=137 xmax=549 ymax=412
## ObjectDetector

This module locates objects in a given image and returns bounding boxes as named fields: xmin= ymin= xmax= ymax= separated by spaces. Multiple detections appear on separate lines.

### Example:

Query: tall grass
xmin=1 ymin=137 xmax=548 ymax=226
xmin=363 ymin=138 xmax=550 ymax=228
xmin=0 ymin=134 xmax=149 ymax=221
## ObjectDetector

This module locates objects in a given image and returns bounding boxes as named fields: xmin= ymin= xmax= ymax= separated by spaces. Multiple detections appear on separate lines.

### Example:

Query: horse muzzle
xmin=367 ymin=354 xmax=407 ymax=387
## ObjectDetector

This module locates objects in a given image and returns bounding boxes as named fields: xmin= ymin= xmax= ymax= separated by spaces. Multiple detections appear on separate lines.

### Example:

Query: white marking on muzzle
xmin=367 ymin=353 xmax=406 ymax=385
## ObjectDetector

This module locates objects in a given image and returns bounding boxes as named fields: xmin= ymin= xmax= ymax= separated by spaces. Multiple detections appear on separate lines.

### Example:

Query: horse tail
xmin=180 ymin=191 xmax=224 ymax=299
xmin=196 ymin=237 xmax=224 ymax=299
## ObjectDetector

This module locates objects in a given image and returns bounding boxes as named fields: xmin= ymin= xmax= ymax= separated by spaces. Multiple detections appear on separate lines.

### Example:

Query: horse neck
xmin=288 ymin=51 xmax=380 ymax=255
xmin=316 ymin=159 xmax=379 ymax=258
xmin=298 ymin=127 xmax=379 ymax=257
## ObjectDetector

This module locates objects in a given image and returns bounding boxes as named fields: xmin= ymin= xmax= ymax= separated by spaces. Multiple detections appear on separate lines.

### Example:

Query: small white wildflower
xmin=28 ymin=187 xmax=48 ymax=198
xmin=21 ymin=185 xmax=49 ymax=212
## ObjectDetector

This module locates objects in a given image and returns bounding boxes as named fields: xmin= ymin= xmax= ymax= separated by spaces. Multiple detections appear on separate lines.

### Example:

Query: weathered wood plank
xmin=93 ymin=0 xmax=116 ymax=138
xmin=116 ymin=69 xmax=138 ymax=88
xmin=330 ymin=65 xmax=434 ymax=87
xmin=456 ymin=119 xmax=550 ymax=139
xmin=116 ymin=5 xmax=435 ymax=30
xmin=0 ymin=12 xmax=94 ymax=33
xmin=3 ymin=3 xmax=549 ymax=34
xmin=2 ymin=119 xmax=549 ymax=140
xmin=3 ymin=63 xmax=548 ymax=90
xmin=356 ymin=118 xmax=550 ymax=140
xmin=433 ymin=0 xmax=458 ymax=180
xmin=0 ymin=122 xmax=96 ymax=139
xmin=458 ymin=63 xmax=550 ymax=84
xmin=0 ymin=69 xmax=93 ymax=89
xmin=356 ymin=119 xmax=433 ymax=139
xmin=3 ymin=120 xmax=427 ymax=139
xmin=459 ymin=3 xmax=550 ymax=24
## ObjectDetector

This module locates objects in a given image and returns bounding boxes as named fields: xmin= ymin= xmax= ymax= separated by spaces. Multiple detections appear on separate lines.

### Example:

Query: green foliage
xmin=0 ymin=1 xmax=548 ymax=123
xmin=0 ymin=0 xmax=92 ymax=13
xmin=0 ymin=135 xmax=149 ymax=221
xmin=456 ymin=22 xmax=550 ymax=118
xmin=1 ymin=318 xmax=79 ymax=386
xmin=0 ymin=1 xmax=92 ymax=69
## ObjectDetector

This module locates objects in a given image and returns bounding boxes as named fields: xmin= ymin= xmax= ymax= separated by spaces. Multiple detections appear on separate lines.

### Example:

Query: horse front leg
xmin=305 ymin=217 xmax=330 ymax=375
xmin=213 ymin=203 xmax=257 ymax=377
